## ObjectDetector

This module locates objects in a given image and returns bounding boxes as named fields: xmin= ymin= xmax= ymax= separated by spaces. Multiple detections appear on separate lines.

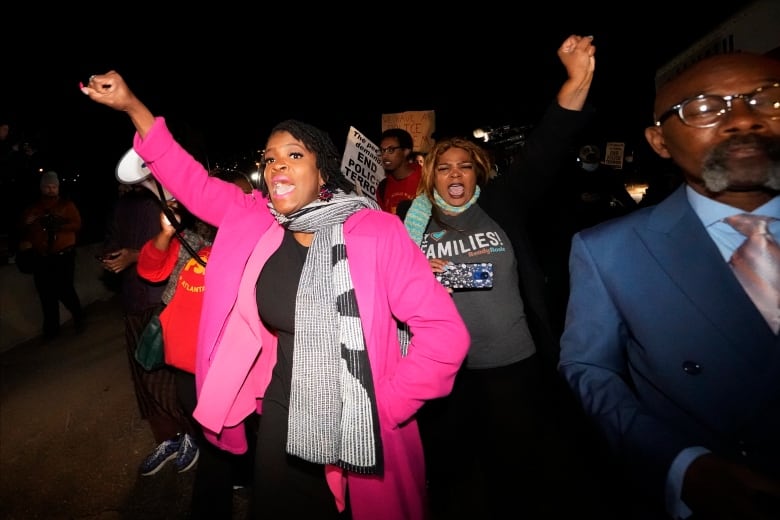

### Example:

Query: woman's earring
xmin=318 ymin=184 xmax=333 ymax=202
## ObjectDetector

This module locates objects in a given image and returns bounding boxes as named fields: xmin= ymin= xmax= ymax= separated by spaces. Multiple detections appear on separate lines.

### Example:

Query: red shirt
xmin=137 ymin=239 xmax=210 ymax=373
xmin=378 ymin=163 xmax=422 ymax=214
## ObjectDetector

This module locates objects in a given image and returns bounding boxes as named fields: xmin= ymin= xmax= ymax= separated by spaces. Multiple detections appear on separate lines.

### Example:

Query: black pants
xmin=176 ymin=370 xmax=256 ymax=520
xmin=419 ymin=353 xmax=628 ymax=519
xmin=251 ymin=396 xmax=350 ymax=519
xmin=418 ymin=354 xmax=549 ymax=519
xmin=32 ymin=248 xmax=84 ymax=337
xmin=124 ymin=308 xmax=193 ymax=443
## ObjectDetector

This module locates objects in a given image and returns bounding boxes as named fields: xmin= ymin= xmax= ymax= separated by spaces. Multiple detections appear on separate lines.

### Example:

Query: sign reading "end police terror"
xmin=341 ymin=127 xmax=383 ymax=201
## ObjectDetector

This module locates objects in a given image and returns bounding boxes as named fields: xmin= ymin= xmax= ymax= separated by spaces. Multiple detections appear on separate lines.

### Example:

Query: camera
xmin=435 ymin=262 xmax=494 ymax=290
xmin=39 ymin=213 xmax=63 ymax=232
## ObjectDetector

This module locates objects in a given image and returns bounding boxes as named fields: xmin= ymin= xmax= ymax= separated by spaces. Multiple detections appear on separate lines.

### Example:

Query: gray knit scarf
xmin=268 ymin=190 xmax=384 ymax=474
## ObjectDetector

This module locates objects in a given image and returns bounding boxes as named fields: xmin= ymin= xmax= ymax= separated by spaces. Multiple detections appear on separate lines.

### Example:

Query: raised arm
xmin=79 ymin=71 xmax=251 ymax=228
xmin=80 ymin=72 xmax=155 ymax=139
xmin=555 ymin=34 xmax=596 ymax=111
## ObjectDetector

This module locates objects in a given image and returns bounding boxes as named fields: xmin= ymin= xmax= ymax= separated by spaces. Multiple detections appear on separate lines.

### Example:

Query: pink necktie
xmin=725 ymin=214 xmax=780 ymax=334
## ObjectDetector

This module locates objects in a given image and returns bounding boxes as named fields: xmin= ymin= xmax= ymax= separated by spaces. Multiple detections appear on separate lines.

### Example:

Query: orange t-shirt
xmin=378 ymin=163 xmax=422 ymax=214
xmin=137 ymin=239 xmax=209 ymax=374
xmin=158 ymin=246 xmax=210 ymax=373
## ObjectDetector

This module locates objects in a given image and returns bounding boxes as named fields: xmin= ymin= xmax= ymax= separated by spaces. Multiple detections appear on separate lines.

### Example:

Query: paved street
xmin=0 ymin=294 xmax=248 ymax=520
xmin=0 ymin=265 xmax=625 ymax=520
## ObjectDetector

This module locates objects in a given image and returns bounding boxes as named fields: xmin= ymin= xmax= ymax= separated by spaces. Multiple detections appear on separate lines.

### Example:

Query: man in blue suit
xmin=560 ymin=51 xmax=780 ymax=519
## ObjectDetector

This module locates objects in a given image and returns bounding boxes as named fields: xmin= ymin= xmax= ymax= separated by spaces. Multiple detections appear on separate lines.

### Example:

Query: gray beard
xmin=702 ymin=162 xmax=780 ymax=192
xmin=700 ymin=135 xmax=780 ymax=193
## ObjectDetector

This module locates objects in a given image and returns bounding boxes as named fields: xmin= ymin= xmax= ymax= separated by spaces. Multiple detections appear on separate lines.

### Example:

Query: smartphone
xmin=96 ymin=252 xmax=120 ymax=261
xmin=435 ymin=262 xmax=494 ymax=290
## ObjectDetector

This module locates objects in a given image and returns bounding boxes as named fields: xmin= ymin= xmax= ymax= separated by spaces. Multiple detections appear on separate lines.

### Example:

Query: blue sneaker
xmin=139 ymin=435 xmax=181 ymax=476
xmin=174 ymin=434 xmax=199 ymax=473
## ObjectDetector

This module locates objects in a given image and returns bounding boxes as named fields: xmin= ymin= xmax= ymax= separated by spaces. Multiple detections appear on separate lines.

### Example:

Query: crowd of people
xmin=0 ymin=30 xmax=777 ymax=520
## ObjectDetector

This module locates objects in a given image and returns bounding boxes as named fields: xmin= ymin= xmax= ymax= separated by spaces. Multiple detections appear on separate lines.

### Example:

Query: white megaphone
xmin=115 ymin=148 xmax=174 ymax=201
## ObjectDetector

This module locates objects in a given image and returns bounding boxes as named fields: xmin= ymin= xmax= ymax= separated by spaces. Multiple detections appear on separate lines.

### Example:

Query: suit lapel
xmin=639 ymin=188 xmax=776 ymax=358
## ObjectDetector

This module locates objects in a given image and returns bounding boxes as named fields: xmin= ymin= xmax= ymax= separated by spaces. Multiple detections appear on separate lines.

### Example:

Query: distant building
xmin=655 ymin=0 xmax=780 ymax=88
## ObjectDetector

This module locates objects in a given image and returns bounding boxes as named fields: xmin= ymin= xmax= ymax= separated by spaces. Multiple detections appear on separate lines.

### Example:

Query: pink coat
xmin=134 ymin=118 xmax=470 ymax=519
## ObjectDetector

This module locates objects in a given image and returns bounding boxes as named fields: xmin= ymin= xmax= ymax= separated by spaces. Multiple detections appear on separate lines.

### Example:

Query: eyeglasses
xmin=654 ymin=83 xmax=780 ymax=128
xmin=379 ymin=146 xmax=403 ymax=154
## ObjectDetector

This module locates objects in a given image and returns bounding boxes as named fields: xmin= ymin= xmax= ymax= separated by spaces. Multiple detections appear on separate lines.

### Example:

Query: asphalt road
xmin=0 ymin=281 xmax=629 ymax=520
xmin=0 ymin=294 xmax=248 ymax=520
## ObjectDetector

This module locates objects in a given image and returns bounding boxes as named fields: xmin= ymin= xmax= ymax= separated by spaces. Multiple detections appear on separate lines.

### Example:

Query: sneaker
xmin=174 ymin=433 xmax=199 ymax=473
xmin=139 ymin=435 xmax=181 ymax=476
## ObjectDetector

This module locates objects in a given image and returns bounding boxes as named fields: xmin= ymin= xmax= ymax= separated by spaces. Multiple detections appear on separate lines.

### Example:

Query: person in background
xmin=568 ymin=143 xmax=638 ymax=231
xmin=410 ymin=151 xmax=426 ymax=167
xmin=376 ymin=128 xmax=422 ymax=214
xmin=396 ymin=34 xmax=615 ymax=519
xmin=0 ymin=118 xmax=21 ymax=262
xmin=137 ymin=169 xmax=254 ymax=519
xmin=0 ymin=119 xmax=15 ymax=163
xmin=100 ymin=182 xmax=199 ymax=477
xmin=82 ymin=72 xmax=469 ymax=520
xmin=559 ymin=51 xmax=780 ymax=519
xmin=541 ymin=142 xmax=640 ymax=332
xmin=18 ymin=170 xmax=85 ymax=338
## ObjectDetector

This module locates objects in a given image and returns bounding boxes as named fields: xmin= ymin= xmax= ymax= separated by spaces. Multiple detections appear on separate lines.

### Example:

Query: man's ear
xmin=644 ymin=125 xmax=672 ymax=159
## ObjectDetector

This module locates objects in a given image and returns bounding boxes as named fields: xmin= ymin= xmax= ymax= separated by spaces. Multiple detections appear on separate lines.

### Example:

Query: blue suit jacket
xmin=559 ymin=185 xmax=780 ymax=511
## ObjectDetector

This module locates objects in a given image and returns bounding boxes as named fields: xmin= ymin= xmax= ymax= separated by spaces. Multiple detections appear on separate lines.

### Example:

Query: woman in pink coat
xmin=81 ymin=72 xmax=469 ymax=520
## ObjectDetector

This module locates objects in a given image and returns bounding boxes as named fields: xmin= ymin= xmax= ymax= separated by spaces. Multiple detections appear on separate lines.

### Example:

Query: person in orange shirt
xmin=137 ymin=170 xmax=253 ymax=518
xmin=19 ymin=170 xmax=85 ymax=338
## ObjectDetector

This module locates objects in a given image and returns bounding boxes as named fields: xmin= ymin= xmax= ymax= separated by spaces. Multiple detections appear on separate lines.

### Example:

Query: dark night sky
xmin=1 ymin=3 xmax=755 ymax=192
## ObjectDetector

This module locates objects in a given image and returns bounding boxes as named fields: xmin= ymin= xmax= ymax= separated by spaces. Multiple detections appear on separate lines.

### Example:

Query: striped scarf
xmin=268 ymin=190 xmax=384 ymax=474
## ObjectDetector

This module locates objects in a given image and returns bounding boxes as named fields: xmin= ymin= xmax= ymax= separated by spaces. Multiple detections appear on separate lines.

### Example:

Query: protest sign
xmin=341 ymin=127 xmax=384 ymax=201
xmin=381 ymin=110 xmax=436 ymax=152
xmin=604 ymin=142 xmax=625 ymax=169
